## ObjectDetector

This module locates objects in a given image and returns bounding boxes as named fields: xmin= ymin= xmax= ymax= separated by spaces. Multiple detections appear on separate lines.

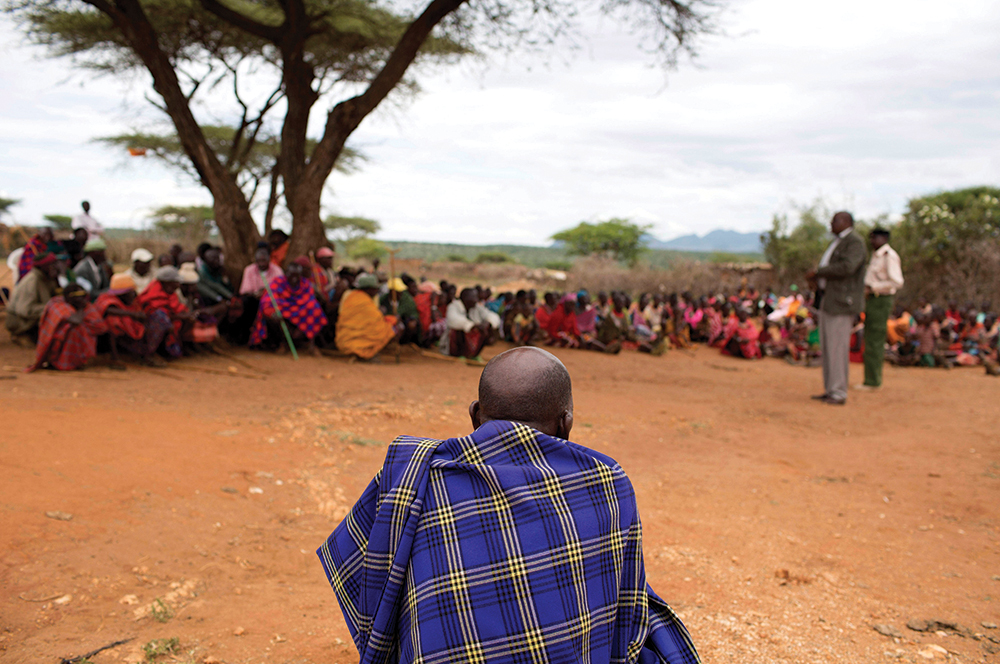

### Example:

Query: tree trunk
xmin=280 ymin=0 xmax=467 ymax=259
xmin=285 ymin=189 xmax=326 ymax=259
xmin=279 ymin=32 xmax=322 ymax=259
xmin=214 ymin=188 xmax=260 ymax=285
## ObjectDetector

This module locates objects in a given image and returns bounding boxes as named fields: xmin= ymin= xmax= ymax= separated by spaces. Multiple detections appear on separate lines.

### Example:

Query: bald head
xmin=831 ymin=211 xmax=854 ymax=234
xmin=470 ymin=347 xmax=573 ymax=438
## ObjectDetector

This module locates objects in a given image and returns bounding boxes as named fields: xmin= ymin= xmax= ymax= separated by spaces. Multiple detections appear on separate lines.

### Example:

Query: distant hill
xmin=645 ymin=229 xmax=763 ymax=254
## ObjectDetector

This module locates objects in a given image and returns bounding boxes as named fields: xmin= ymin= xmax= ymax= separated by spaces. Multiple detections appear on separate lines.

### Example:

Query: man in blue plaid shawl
xmin=318 ymin=347 xmax=699 ymax=663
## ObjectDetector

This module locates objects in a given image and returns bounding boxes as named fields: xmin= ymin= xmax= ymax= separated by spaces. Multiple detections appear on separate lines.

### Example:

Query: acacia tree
xmin=9 ymin=0 xmax=720 ymax=270
xmin=552 ymin=218 xmax=651 ymax=266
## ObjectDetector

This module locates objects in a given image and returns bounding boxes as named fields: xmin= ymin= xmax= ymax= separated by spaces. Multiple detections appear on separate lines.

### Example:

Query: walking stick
xmin=263 ymin=278 xmax=298 ymax=360
xmin=0 ymin=266 xmax=10 ymax=307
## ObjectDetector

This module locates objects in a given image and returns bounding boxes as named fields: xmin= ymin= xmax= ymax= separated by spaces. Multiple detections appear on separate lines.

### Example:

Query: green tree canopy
xmin=0 ymin=197 xmax=20 ymax=219
xmin=347 ymin=236 xmax=387 ymax=262
xmin=148 ymin=204 xmax=215 ymax=241
xmin=895 ymin=187 xmax=1000 ymax=265
xmin=892 ymin=186 xmax=1000 ymax=304
xmin=43 ymin=214 xmax=73 ymax=230
xmin=551 ymin=218 xmax=651 ymax=266
xmin=760 ymin=200 xmax=832 ymax=286
xmin=99 ymin=128 xmax=364 ymax=234
xmin=323 ymin=214 xmax=380 ymax=242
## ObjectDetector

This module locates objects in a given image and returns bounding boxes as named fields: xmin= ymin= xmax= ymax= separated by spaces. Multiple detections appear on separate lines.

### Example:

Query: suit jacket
xmin=816 ymin=230 xmax=867 ymax=316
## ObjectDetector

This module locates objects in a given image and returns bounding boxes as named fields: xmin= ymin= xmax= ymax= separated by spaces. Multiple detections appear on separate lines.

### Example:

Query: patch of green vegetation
xmin=150 ymin=597 xmax=173 ymax=623
xmin=474 ymin=251 xmax=515 ymax=264
xmin=333 ymin=430 xmax=383 ymax=447
xmin=544 ymin=260 xmax=573 ymax=271
xmin=143 ymin=637 xmax=179 ymax=661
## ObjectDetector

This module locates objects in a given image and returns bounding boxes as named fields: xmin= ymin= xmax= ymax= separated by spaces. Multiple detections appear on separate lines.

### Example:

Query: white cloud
xmin=1 ymin=0 xmax=998 ymax=245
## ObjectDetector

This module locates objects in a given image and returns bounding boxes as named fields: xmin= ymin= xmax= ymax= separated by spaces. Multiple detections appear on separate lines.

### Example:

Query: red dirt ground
xmin=1 ymin=339 xmax=998 ymax=663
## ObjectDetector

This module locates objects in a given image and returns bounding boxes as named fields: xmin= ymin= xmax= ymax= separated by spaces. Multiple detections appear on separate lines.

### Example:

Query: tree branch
xmin=306 ymin=0 xmax=467 ymax=182
xmin=197 ymin=0 xmax=284 ymax=41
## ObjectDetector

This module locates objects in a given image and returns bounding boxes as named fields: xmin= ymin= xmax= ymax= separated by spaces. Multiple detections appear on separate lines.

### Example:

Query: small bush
xmin=444 ymin=253 xmax=468 ymax=262
xmin=143 ymin=637 xmax=179 ymax=661
xmin=474 ymin=252 xmax=514 ymax=264
xmin=544 ymin=260 xmax=573 ymax=271
xmin=150 ymin=597 xmax=174 ymax=623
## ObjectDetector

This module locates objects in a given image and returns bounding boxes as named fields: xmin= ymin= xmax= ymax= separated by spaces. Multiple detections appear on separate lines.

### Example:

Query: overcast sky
xmin=1 ymin=0 xmax=998 ymax=245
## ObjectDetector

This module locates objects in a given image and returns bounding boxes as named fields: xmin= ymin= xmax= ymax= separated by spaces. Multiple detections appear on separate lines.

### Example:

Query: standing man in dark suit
xmin=805 ymin=211 xmax=868 ymax=405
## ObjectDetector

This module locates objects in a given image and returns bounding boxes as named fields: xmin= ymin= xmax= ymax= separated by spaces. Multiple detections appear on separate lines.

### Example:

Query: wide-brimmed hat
xmin=155 ymin=265 xmax=181 ymax=283
xmin=131 ymin=248 xmax=154 ymax=263
xmin=316 ymin=247 xmax=335 ymax=258
xmin=387 ymin=277 xmax=407 ymax=292
xmin=356 ymin=274 xmax=378 ymax=289
xmin=84 ymin=238 xmax=107 ymax=252
xmin=109 ymin=273 xmax=136 ymax=295
xmin=178 ymin=262 xmax=199 ymax=284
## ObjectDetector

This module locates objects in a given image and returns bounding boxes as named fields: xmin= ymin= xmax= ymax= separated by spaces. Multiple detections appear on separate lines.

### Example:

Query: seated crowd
xmin=6 ymin=226 xmax=1000 ymax=374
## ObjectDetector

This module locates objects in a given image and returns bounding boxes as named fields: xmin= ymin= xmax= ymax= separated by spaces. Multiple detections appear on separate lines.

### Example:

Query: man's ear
xmin=557 ymin=410 xmax=573 ymax=440
xmin=469 ymin=400 xmax=482 ymax=430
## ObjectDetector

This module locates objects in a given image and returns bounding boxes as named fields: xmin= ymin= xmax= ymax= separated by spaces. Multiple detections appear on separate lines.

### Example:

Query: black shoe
xmin=821 ymin=395 xmax=846 ymax=405
xmin=810 ymin=393 xmax=829 ymax=400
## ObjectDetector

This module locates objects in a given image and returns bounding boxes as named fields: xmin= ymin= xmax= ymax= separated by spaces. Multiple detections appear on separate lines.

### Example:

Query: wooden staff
xmin=0 ymin=266 xmax=10 ymax=306
xmin=263 ymin=276 xmax=298 ymax=360
xmin=158 ymin=364 xmax=267 ymax=379
xmin=207 ymin=345 xmax=270 ymax=375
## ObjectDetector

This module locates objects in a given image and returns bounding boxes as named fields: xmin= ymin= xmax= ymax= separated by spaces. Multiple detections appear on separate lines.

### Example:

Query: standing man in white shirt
xmin=859 ymin=227 xmax=904 ymax=390
xmin=71 ymin=201 xmax=105 ymax=238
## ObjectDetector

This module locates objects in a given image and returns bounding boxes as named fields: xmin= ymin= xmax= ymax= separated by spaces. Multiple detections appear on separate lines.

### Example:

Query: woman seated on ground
xmin=28 ymin=282 xmax=108 ymax=372
xmin=720 ymin=308 xmax=761 ymax=359
xmin=424 ymin=287 xmax=451 ymax=347
xmin=547 ymin=294 xmax=581 ymax=349
xmin=249 ymin=258 xmax=327 ymax=356
xmin=335 ymin=274 xmax=399 ymax=360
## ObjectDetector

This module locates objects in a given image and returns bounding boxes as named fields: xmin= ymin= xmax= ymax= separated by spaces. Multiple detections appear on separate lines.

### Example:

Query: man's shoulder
xmin=389 ymin=422 xmax=627 ymax=472
xmin=842 ymin=231 xmax=866 ymax=248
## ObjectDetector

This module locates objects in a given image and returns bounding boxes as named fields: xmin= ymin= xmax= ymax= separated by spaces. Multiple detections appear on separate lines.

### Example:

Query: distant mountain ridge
xmin=645 ymin=229 xmax=763 ymax=253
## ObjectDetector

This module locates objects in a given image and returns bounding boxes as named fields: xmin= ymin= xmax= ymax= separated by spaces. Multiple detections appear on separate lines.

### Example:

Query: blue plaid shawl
xmin=317 ymin=420 xmax=700 ymax=664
